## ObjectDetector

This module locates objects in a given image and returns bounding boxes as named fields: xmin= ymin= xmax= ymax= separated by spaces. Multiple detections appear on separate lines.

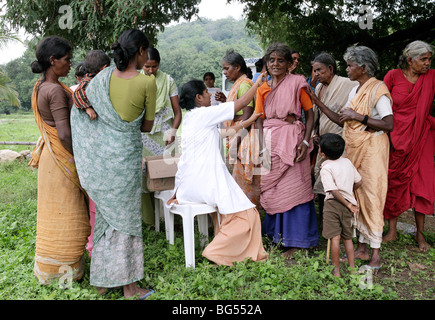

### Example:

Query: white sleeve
xmin=201 ymin=102 xmax=234 ymax=127
xmin=372 ymin=95 xmax=393 ymax=119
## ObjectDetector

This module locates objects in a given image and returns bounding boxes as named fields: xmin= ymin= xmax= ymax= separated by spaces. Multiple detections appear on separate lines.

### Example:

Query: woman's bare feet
xmin=415 ymin=232 xmax=431 ymax=252
xmin=96 ymin=287 xmax=107 ymax=295
xmin=281 ymin=247 xmax=300 ymax=259
xmin=353 ymin=247 xmax=370 ymax=261
xmin=382 ymin=230 xmax=398 ymax=243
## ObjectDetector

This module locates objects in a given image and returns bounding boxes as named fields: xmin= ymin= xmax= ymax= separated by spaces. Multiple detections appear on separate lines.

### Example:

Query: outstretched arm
xmin=233 ymin=72 xmax=267 ymax=114
xmin=307 ymin=87 xmax=343 ymax=127
xmin=220 ymin=112 xmax=263 ymax=137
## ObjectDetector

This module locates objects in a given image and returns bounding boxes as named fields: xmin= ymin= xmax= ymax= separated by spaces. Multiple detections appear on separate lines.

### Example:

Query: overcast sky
xmin=0 ymin=0 xmax=246 ymax=64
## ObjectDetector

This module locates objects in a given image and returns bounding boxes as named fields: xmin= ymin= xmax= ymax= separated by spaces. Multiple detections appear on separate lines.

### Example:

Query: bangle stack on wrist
xmin=302 ymin=139 xmax=310 ymax=147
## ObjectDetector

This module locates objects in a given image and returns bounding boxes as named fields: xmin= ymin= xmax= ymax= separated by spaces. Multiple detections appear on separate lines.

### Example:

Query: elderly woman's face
xmin=346 ymin=60 xmax=364 ymax=81
xmin=408 ymin=52 xmax=432 ymax=74
xmin=267 ymin=52 xmax=290 ymax=78
xmin=312 ymin=62 xmax=334 ymax=84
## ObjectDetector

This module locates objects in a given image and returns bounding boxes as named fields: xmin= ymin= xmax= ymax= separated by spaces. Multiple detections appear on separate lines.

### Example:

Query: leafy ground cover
xmin=0 ymin=160 xmax=433 ymax=301
xmin=0 ymin=113 xmax=433 ymax=302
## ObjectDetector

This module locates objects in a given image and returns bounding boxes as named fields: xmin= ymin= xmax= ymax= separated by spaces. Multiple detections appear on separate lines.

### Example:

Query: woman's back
xmin=109 ymin=73 xmax=156 ymax=122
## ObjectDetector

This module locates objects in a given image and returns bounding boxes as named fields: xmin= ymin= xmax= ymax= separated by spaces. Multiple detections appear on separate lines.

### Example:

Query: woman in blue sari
xmin=71 ymin=29 xmax=156 ymax=299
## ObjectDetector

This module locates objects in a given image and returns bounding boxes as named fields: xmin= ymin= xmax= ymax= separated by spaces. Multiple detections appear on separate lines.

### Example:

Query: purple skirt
xmin=262 ymin=200 xmax=319 ymax=248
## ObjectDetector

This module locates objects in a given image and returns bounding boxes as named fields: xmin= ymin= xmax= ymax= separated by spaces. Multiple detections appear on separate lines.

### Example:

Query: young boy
xmin=319 ymin=133 xmax=362 ymax=277
xmin=72 ymin=49 xmax=111 ymax=120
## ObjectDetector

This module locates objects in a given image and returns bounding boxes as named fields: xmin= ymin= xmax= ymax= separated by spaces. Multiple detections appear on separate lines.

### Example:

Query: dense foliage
xmin=156 ymin=18 xmax=263 ymax=88
xmin=1 ymin=0 xmax=201 ymax=50
xmin=235 ymin=0 xmax=435 ymax=76
xmin=0 ymin=18 xmax=263 ymax=113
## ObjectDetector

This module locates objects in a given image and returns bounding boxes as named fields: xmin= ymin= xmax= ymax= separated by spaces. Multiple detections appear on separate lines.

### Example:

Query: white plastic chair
xmin=153 ymin=190 xmax=174 ymax=240
xmin=168 ymin=203 xmax=218 ymax=268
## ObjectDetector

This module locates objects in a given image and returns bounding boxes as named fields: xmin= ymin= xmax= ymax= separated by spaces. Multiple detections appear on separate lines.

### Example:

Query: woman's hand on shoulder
xmin=306 ymin=87 xmax=321 ymax=105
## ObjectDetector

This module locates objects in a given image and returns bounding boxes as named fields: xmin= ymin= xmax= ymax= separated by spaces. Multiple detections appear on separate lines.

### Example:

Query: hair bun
xmin=111 ymin=41 xmax=121 ymax=51
xmin=30 ymin=60 xmax=44 ymax=74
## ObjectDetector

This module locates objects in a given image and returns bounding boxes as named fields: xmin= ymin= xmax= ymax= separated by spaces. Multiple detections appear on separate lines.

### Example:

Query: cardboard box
xmin=144 ymin=154 xmax=180 ymax=191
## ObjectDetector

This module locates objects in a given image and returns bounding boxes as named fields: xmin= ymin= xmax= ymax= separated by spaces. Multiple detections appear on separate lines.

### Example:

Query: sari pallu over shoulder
xmin=30 ymin=79 xmax=90 ymax=284
xmin=262 ymin=74 xmax=309 ymax=167
xmin=343 ymin=77 xmax=392 ymax=151
xmin=260 ymin=75 xmax=313 ymax=214
xmin=29 ymin=79 xmax=84 ymax=193
xmin=71 ymin=66 xmax=145 ymax=245
xmin=342 ymin=77 xmax=392 ymax=247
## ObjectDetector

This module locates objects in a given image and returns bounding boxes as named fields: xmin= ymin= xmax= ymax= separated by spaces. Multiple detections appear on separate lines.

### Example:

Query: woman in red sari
xmin=383 ymin=40 xmax=435 ymax=251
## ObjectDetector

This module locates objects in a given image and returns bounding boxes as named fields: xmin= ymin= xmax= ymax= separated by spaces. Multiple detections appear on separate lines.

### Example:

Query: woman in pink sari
xmin=383 ymin=41 xmax=435 ymax=251
xmin=255 ymin=43 xmax=318 ymax=258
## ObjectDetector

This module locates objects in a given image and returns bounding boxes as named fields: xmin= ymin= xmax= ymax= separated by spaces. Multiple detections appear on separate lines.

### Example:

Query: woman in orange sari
xmin=29 ymin=36 xmax=90 ymax=284
xmin=215 ymin=50 xmax=261 ymax=209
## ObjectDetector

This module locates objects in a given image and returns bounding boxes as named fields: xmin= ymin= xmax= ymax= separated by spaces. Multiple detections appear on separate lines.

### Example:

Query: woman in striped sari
xmin=30 ymin=36 xmax=91 ymax=284
xmin=215 ymin=50 xmax=261 ymax=209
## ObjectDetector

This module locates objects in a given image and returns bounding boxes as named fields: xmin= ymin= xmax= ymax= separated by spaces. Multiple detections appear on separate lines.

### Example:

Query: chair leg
xmin=154 ymin=197 xmax=161 ymax=232
xmin=168 ymin=211 xmax=175 ymax=245
xmin=181 ymin=215 xmax=196 ymax=268
xmin=163 ymin=205 xmax=171 ymax=241
xmin=197 ymin=214 xmax=209 ymax=248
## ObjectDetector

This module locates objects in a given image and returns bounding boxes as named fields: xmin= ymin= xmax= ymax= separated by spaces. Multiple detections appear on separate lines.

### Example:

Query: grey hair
xmin=343 ymin=46 xmax=378 ymax=77
xmin=398 ymin=40 xmax=433 ymax=70
xmin=313 ymin=52 xmax=337 ymax=74
xmin=264 ymin=42 xmax=293 ymax=63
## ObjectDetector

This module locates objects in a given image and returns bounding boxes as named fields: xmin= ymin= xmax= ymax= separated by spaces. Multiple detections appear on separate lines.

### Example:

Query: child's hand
xmin=347 ymin=203 xmax=359 ymax=214
xmin=86 ymin=107 xmax=98 ymax=120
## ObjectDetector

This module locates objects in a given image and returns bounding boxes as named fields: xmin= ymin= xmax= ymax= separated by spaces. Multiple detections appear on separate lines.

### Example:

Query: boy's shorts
xmin=322 ymin=199 xmax=354 ymax=240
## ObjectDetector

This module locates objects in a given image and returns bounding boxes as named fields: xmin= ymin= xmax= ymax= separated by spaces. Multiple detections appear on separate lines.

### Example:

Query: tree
xmin=1 ymin=0 xmax=201 ymax=51
xmin=1 ymin=18 xmax=264 ymax=114
xmin=0 ymin=24 xmax=22 ymax=109
xmin=233 ymin=0 xmax=435 ymax=77
xmin=156 ymin=18 xmax=264 ymax=88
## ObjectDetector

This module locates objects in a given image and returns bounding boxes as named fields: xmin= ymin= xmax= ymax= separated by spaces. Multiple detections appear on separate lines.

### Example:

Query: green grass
xmin=0 ymin=113 xmax=434 ymax=302
xmin=0 ymin=112 xmax=40 ymax=152
xmin=0 ymin=160 xmax=434 ymax=301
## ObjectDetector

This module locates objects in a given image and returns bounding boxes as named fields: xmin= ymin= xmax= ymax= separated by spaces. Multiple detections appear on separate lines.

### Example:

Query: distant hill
xmin=156 ymin=18 xmax=264 ymax=88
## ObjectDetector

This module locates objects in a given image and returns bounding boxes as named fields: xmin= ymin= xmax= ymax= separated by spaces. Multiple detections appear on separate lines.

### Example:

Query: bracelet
xmin=302 ymin=139 xmax=310 ymax=147
xmin=361 ymin=115 xmax=369 ymax=125
xmin=241 ymin=122 xmax=246 ymax=130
